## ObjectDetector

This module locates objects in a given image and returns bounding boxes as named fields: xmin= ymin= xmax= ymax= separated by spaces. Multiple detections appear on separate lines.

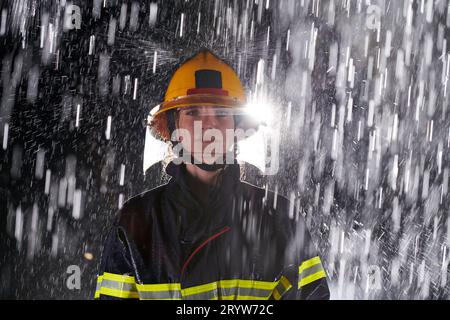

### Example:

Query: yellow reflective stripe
xmin=139 ymin=279 xmax=278 ymax=299
xmin=192 ymin=287 xmax=272 ymax=299
xmin=94 ymin=278 xmax=100 ymax=298
xmin=299 ymin=256 xmax=322 ymax=273
xmin=95 ymin=276 xmax=293 ymax=300
xmin=218 ymin=295 xmax=269 ymax=300
xmin=272 ymin=288 xmax=281 ymax=300
xmin=141 ymin=278 xmax=287 ymax=300
xmin=137 ymin=283 xmax=182 ymax=292
xmin=272 ymin=276 xmax=292 ymax=300
xmin=101 ymin=272 xmax=136 ymax=284
xmin=298 ymin=256 xmax=327 ymax=288
xmin=97 ymin=286 xmax=140 ymax=299
xmin=181 ymin=279 xmax=276 ymax=296
xmin=298 ymin=270 xmax=327 ymax=288
xmin=279 ymin=276 xmax=292 ymax=291
xmin=95 ymin=273 xmax=138 ymax=299
xmin=214 ymin=279 xmax=275 ymax=290
xmin=94 ymin=275 xmax=103 ymax=298
xmin=139 ymin=297 xmax=181 ymax=300
xmin=137 ymin=283 xmax=182 ymax=299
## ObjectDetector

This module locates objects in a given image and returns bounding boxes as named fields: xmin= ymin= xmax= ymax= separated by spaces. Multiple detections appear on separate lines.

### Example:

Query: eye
xmin=185 ymin=109 xmax=199 ymax=116
xmin=215 ymin=108 xmax=231 ymax=117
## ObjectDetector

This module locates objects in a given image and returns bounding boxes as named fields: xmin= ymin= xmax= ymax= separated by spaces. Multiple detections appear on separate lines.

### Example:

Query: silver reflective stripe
xmin=183 ymin=289 xmax=218 ymax=300
xmin=183 ymin=286 xmax=272 ymax=300
xmin=299 ymin=263 xmax=324 ymax=280
xmin=138 ymin=290 xmax=182 ymax=300
xmin=98 ymin=278 xmax=137 ymax=292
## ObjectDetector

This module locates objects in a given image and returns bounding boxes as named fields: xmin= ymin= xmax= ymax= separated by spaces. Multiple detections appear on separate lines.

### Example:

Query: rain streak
xmin=0 ymin=0 xmax=449 ymax=300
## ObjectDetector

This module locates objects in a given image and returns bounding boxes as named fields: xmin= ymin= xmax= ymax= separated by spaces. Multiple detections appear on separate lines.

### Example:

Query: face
xmin=174 ymin=105 xmax=235 ymax=164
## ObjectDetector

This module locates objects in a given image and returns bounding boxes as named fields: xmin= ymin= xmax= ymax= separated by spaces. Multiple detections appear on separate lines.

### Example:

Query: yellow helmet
xmin=148 ymin=50 xmax=257 ymax=141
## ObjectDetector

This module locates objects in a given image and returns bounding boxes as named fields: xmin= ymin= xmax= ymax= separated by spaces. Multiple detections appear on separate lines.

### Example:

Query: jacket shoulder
xmin=238 ymin=180 xmax=292 ymax=214
xmin=117 ymin=184 xmax=167 ymax=223
xmin=113 ymin=183 xmax=168 ymax=248
xmin=110 ymin=183 xmax=170 ymax=264
xmin=237 ymin=180 xmax=312 ymax=241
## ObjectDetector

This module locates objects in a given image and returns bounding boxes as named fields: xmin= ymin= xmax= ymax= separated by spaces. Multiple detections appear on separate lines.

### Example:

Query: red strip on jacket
xmin=180 ymin=226 xmax=231 ymax=278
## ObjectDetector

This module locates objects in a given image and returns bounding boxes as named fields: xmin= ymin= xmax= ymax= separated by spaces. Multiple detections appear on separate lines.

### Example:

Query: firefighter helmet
xmin=147 ymin=50 xmax=258 ymax=142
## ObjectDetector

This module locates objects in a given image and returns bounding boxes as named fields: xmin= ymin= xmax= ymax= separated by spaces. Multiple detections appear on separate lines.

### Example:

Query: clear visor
xmin=144 ymin=100 xmax=277 ymax=175
xmin=174 ymin=105 xmax=250 ymax=117
xmin=149 ymin=93 xmax=245 ymax=118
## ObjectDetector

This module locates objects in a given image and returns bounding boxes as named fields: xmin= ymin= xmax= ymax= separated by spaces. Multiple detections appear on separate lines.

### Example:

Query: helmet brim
xmin=148 ymin=95 xmax=261 ymax=142
xmin=149 ymin=94 xmax=246 ymax=117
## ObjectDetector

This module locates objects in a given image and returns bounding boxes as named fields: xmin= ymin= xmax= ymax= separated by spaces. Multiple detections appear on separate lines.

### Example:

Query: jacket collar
xmin=164 ymin=160 xmax=241 ymax=207
xmin=163 ymin=160 xmax=241 ymax=243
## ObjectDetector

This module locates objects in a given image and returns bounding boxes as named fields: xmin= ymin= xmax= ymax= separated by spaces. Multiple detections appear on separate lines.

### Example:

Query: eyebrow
xmin=178 ymin=106 xmax=201 ymax=112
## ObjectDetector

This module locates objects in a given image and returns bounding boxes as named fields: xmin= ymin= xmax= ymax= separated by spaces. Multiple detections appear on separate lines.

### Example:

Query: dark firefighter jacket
xmin=94 ymin=161 xmax=330 ymax=300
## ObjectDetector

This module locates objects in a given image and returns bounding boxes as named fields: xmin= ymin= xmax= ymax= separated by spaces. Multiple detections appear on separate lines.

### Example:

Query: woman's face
xmin=175 ymin=105 xmax=235 ymax=164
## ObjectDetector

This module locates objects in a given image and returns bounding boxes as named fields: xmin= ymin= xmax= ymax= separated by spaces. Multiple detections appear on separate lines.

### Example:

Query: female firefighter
xmin=94 ymin=50 xmax=330 ymax=300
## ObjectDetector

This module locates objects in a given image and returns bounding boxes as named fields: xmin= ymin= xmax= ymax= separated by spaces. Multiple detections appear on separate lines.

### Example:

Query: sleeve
xmin=94 ymin=224 xmax=140 ymax=300
xmin=280 ymin=216 xmax=331 ymax=300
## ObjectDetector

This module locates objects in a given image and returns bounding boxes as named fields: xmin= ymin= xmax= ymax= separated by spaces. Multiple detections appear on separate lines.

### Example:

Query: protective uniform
xmin=95 ymin=161 xmax=330 ymax=300
xmin=94 ymin=50 xmax=330 ymax=300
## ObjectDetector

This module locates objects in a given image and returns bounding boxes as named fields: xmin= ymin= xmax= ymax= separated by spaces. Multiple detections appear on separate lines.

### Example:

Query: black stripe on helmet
xmin=195 ymin=69 xmax=222 ymax=89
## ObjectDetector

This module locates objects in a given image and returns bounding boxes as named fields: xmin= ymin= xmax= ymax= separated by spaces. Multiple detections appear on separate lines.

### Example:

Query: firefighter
xmin=94 ymin=50 xmax=330 ymax=300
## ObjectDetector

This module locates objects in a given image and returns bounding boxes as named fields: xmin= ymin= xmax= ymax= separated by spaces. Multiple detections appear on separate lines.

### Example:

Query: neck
xmin=185 ymin=163 xmax=222 ymax=186
xmin=185 ymin=163 xmax=223 ymax=206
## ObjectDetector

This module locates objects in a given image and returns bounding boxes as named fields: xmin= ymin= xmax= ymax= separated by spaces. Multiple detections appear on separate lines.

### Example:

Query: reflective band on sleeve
xmin=272 ymin=288 xmax=281 ymax=300
xmin=299 ymin=256 xmax=322 ymax=273
xmin=299 ymin=270 xmax=327 ymax=287
xmin=94 ymin=276 xmax=102 ymax=299
xmin=299 ymin=263 xmax=325 ymax=280
xmin=298 ymin=256 xmax=327 ymax=288
xmin=95 ymin=273 xmax=139 ymax=299
xmin=272 ymin=276 xmax=292 ymax=300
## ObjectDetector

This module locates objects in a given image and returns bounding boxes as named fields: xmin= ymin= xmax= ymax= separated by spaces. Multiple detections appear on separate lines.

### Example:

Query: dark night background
xmin=1 ymin=0 xmax=449 ymax=299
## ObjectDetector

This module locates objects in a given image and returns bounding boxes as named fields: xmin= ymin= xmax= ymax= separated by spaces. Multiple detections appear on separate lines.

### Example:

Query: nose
xmin=201 ymin=114 xmax=219 ymax=130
